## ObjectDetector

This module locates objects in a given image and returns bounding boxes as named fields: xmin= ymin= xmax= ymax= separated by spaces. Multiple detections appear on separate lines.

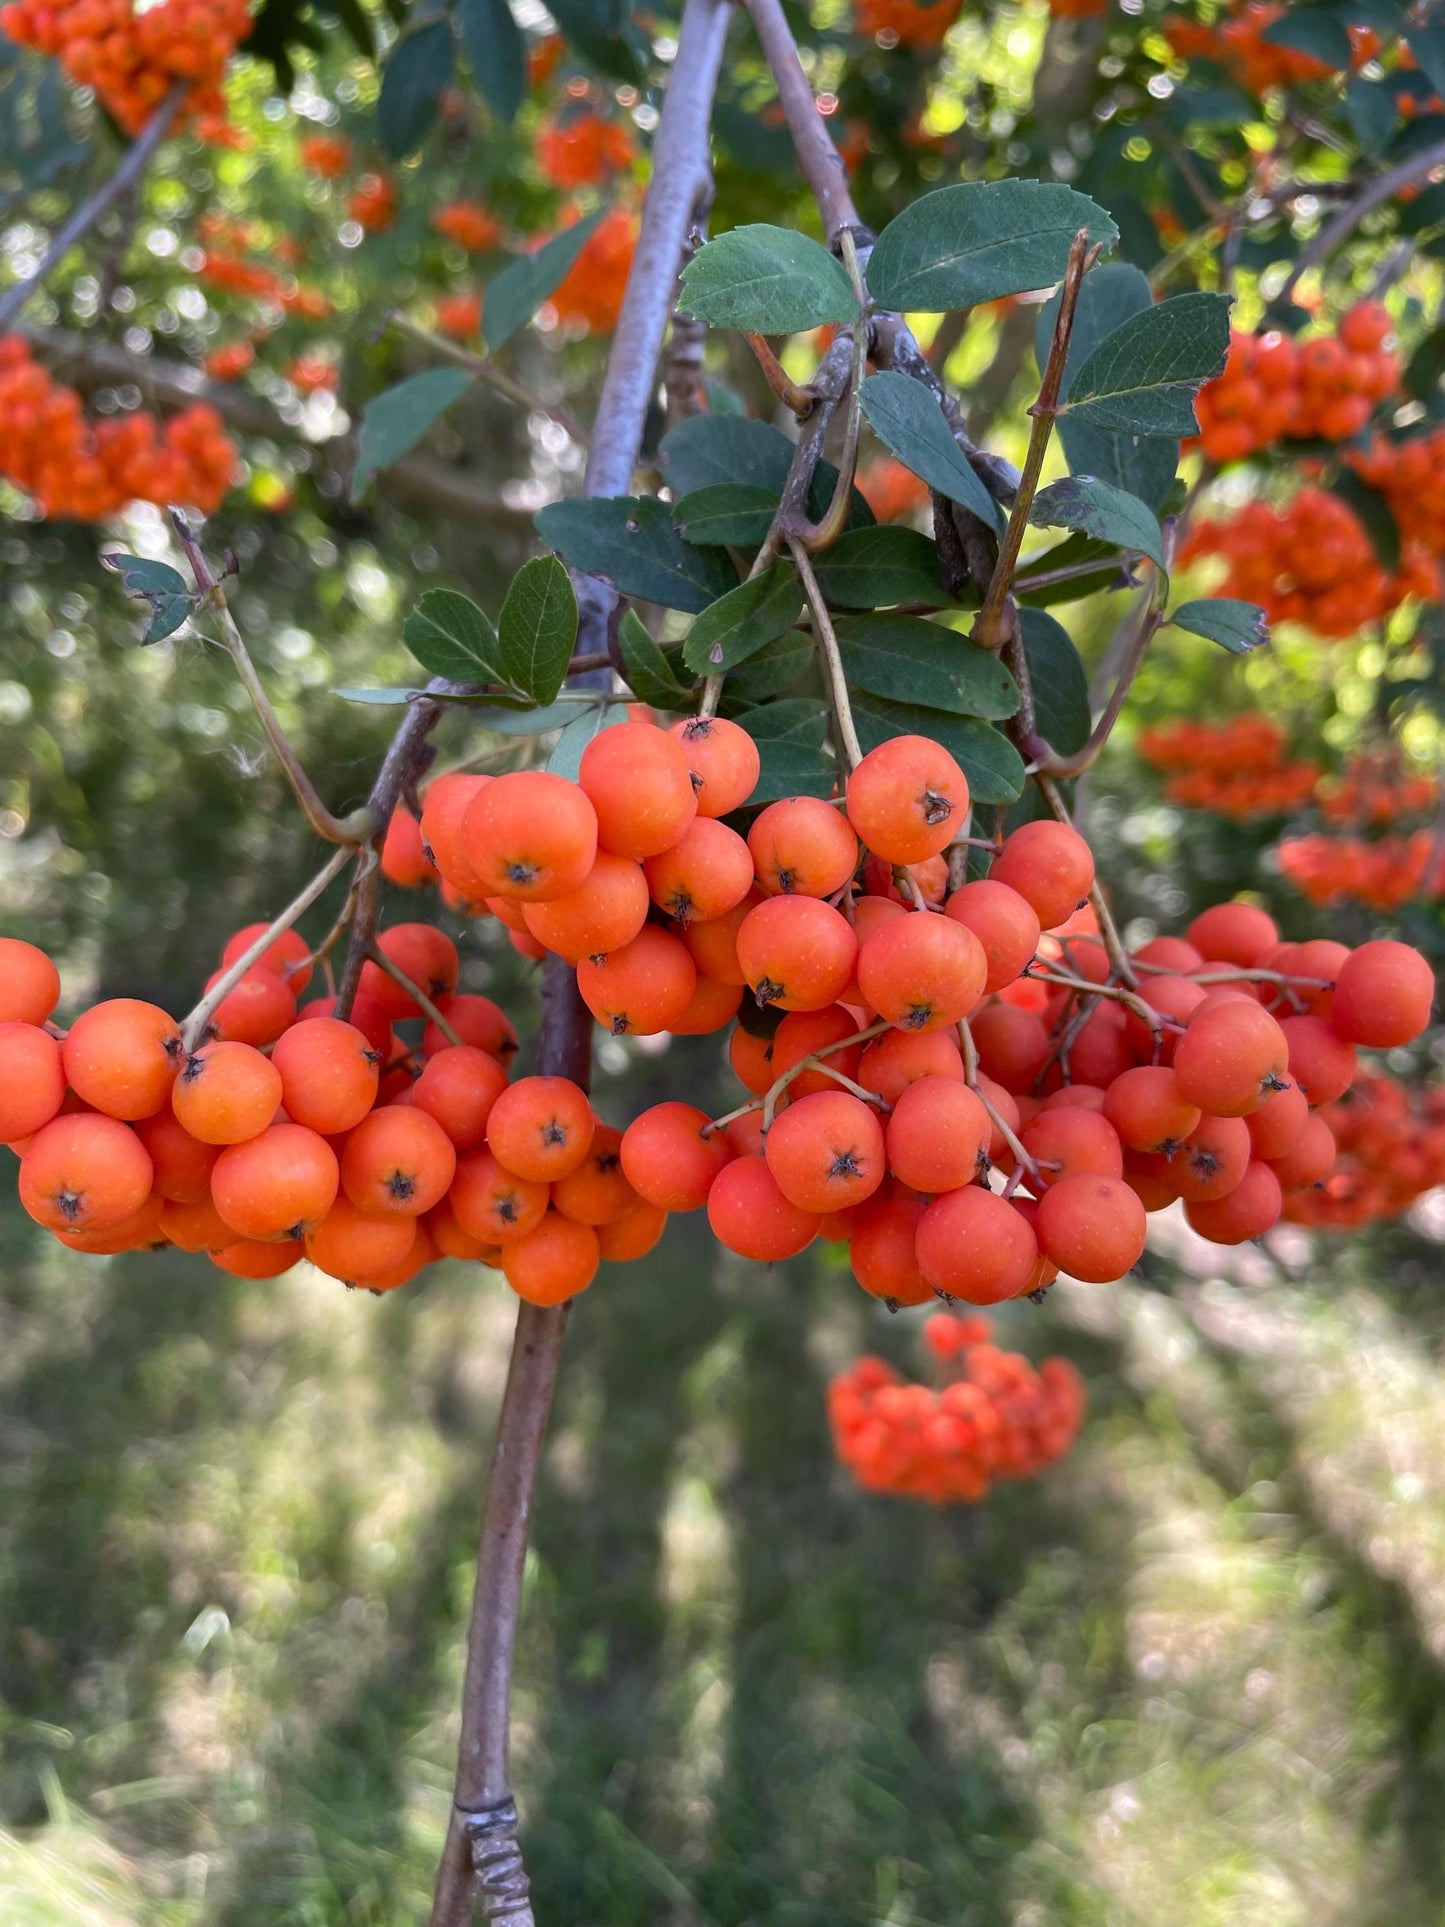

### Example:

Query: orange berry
xmin=576 ymin=925 xmax=698 ymax=1036
xmin=1034 ymin=1174 xmax=1147 ymax=1282
xmin=1245 ymin=1078 xmax=1308 ymax=1161
xmin=212 ymin=1237 xmax=306 ymax=1279
xmin=1172 ymin=1001 xmax=1289 ymax=1117
xmin=134 ymin=1108 xmax=221 ymax=1203
xmin=1268 ymin=1112 xmax=1336 ymax=1191
xmin=427 ymin=1195 xmax=501 ymax=1261
xmin=381 ymin=804 xmax=436 ymax=888
xmin=681 ymin=892 xmax=761 ymax=986
xmin=620 ymin=1101 xmax=735 ymax=1211
xmin=764 ymin=1089 xmax=885 ymax=1212
xmin=856 ymin=1026 xmax=962 ymax=1104
xmin=748 ymin=796 xmax=859 ymax=898
xmin=341 ymin=1105 xmax=457 ymax=1216
xmin=885 ymin=1076 xmax=990 ymax=1192
xmin=220 ymin=924 xmax=314 ymax=994
xmin=171 ymin=1040 xmax=282 ymax=1144
xmin=160 ymin=1193 xmax=235 ymax=1252
xmin=1185 ymin=900 xmax=1279 ymax=969
xmin=1330 ymin=939 xmax=1434 ymax=1047
xmin=643 ymin=817 xmax=754 ymax=924
xmin=552 ymin=1122 xmax=636 ymax=1224
xmin=420 ymin=772 xmax=492 ymax=895
xmin=989 ymin=821 xmax=1095 ymax=931
xmin=1102 ymin=1065 xmax=1199 ymax=1153
xmin=1280 ymin=1013 xmax=1357 ymax=1105
xmin=1169 ymin=1114 xmax=1251 ymax=1204
xmin=462 ymin=770 xmax=599 ymax=900
xmin=1185 ymin=1159 xmax=1283 ymax=1243
xmin=597 ymin=1196 xmax=668 ymax=1261
xmin=943 ymin=879 xmax=1040 ymax=992
xmin=54 ymin=1186 xmax=167 ymax=1255
xmin=735 ymin=896 xmax=858 ymax=1011
xmin=915 ymin=1186 xmax=1038 ymax=1303
xmin=211 ymin=1123 xmax=339 ymax=1241
xmin=522 ymin=850 xmax=650 ymax=964
xmin=424 ymin=993 xmax=518 ymax=1065
xmin=201 ymin=964 xmax=295 ymax=1046
xmin=485 ymin=1074 xmax=595 ymax=1181
xmin=1020 ymin=1105 xmax=1123 ymax=1187
xmin=306 ymin=1196 xmax=418 ymax=1281
xmin=409 ymin=1045 xmax=509 ymax=1149
xmin=969 ymin=1001 xmax=1050 ymax=1093
xmin=61 ymin=997 xmax=182 ymax=1119
xmin=848 ymin=1189 xmax=932 ymax=1305
xmin=19 ymin=1113 xmax=153 ymax=1233
xmin=501 ymin=1208 xmax=600 ymax=1305
xmin=706 ymin=1153 xmax=820 ymax=1260
xmin=358 ymin=923 xmax=460 ymax=1021
xmin=846 ymin=733 xmax=969 ymax=865
xmin=579 ymin=721 xmax=697 ymax=859
xmin=271 ymin=1016 xmax=381 ymax=1134
xmin=771 ymin=1005 xmax=863 ymax=1099
xmin=857 ymin=910 xmax=986 ymax=1032
xmin=670 ymin=974 xmax=744 ymax=1036
xmin=447 ymin=1145 xmax=552 ymax=1254
xmin=668 ymin=715 xmax=760 ymax=817
xmin=298 ymin=993 xmax=394 ymax=1061
xmin=0 ymin=1021 xmax=65 ymax=1142
xmin=0 ymin=937 xmax=61 ymax=1024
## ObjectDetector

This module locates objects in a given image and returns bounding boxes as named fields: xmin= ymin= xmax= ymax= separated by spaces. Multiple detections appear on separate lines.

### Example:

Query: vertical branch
xmin=428 ymin=4 xmax=732 ymax=1921
xmin=740 ymin=0 xmax=861 ymax=240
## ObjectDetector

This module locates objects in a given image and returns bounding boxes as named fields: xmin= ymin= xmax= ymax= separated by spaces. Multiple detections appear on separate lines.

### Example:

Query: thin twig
xmin=0 ymin=86 xmax=184 ymax=331
xmin=744 ymin=332 xmax=814 ymax=414
xmin=958 ymin=1017 xmax=1044 ymax=1181
xmin=365 ymin=943 xmax=463 ymax=1045
xmin=170 ymin=511 xmax=369 ymax=847
xmin=1275 ymin=136 xmax=1445 ymax=306
xmin=791 ymin=537 xmax=863 ymax=770
xmin=739 ymin=0 xmax=860 ymax=238
xmin=181 ymin=845 xmax=353 ymax=1052
xmin=386 ymin=310 xmax=589 ymax=444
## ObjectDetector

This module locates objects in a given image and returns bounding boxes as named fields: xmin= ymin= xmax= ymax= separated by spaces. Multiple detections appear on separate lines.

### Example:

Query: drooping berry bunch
xmin=827 ymin=1313 xmax=1085 ymax=1504
xmin=1286 ymin=1073 xmax=1445 ymax=1230
xmin=1348 ymin=421 xmax=1445 ymax=557
xmin=0 ymin=0 xmax=251 ymax=135
xmin=1163 ymin=3 xmax=1375 ymax=96
xmin=851 ymin=0 xmax=964 ymax=50
xmin=1277 ymin=830 xmax=1443 ymax=913
xmin=535 ymin=111 xmax=636 ymax=189
xmin=1137 ymin=716 xmax=1321 ymax=820
xmin=0 ymin=923 xmax=660 ymax=1304
xmin=432 ymin=202 xmax=505 ymax=252
xmin=1192 ymin=308 xmax=1398 ymax=466
xmin=0 ymin=336 xmax=236 ymax=521
xmin=546 ymin=208 xmax=640 ymax=336
xmin=1316 ymin=754 xmax=1439 ymax=827
xmin=1180 ymin=487 xmax=1440 ymax=639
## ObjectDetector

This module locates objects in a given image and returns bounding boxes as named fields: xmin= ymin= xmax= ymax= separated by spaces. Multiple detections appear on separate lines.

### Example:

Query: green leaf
xmin=457 ymin=698 xmax=590 ymax=733
xmin=547 ymin=702 xmax=629 ymax=779
xmin=681 ymin=566 xmax=804 ymax=675
xmin=617 ymin=609 xmax=694 ymax=707
xmin=535 ymin=496 xmax=737 ymax=613
xmin=849 ymin=694 xmax=1025 ymax=805
xmin=1062 ymin=292 xmax=1232 ymax=437
xmin=1408 ymin=23 xmax=1445 ymax=98
xmin=334 ymin=686 xmax=430 ymax=704
xmin=351 ymin=368 xmax=472 ymax=501
xmin=1019 ymin=608 xmax=1090 ymax=756
xmin=497 ymin=557 xmax=577 ymax=704
xmin=1345 ymin=76 xmax=1398 ymax=157
xmin=545 ymin=0 xmax=642 ymax=82
xmin=1029 ymin=475 xmax=1166 ymax=574
xmin=678 ymin=226 xmax=859 ymax=335
xmin=673 ymin=484 xmax=779 ymax=548
xmin=457 ymin=0 xmax=525 ymax=123
xmin=858 ymin=372 xmax=1005 ymax=532
xmin=1405 ymin=325 xmax=1445 ymax=405
xmin=721 ymin=632 xmax=814 ymax=706
xmin=483 ymin=208 xmax=608 ymax=353
xmin=833 ymin=614 xmax=1019 ymax=721
xmin=810 ymin=527 xmax=946 ymax=609
xmin=1038 ymin=263 xmax=1179 ymax=511
xmin=734 ymin=699 xmax=835 ymax=803
xmin=376 ymin=18 xmax=455 ymax=159
xmin=867 ymin=181 xmax=1117 ymax=314
xmin=1167 ymin=598 xmax=1270 ymax=655
xmin=403 ymin=589 xmax=506 ymax=684
xmin=100 ymin=553 xmax=194 ymax=644
xmin=657 ymin=415 xmax=798 ymax=495
xmin=1330 ymin=470 xmax=1403 ymax=573
xmin=1261 ymin=8 xmax=1352 ymax=68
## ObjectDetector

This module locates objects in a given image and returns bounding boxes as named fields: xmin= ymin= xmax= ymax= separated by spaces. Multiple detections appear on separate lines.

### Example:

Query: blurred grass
xmin=6 ymin=1132 xmax=1445 ymax=1923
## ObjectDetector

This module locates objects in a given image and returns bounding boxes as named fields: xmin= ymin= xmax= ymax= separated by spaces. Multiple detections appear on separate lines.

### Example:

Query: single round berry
xmin=578 ymin=721 xmax=697 ymax=860
xmin=845 ymin=734 xmax=969 ymax=865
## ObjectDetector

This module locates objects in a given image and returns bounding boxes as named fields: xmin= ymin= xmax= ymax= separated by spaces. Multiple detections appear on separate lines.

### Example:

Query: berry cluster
xmin=1287 ymin=1073 xmax=1445 ymax=1230
xmin=852 ymin=0 xmax=963 ymax=48
xmin=1137 ymin=716 xmax=1320 ymax=820
xmin=0 ymin=0 xmax=250 ymax=135
xmin=0 ymin=927 xmax=662 ymax=1305
xmin=0 ymin=335 xmax=235 ymax=521
xmin=536 ymin=112 xmax=635 ymax=189
xmin=300 ymin=133 xmax=352 ymax=179
xmin=1180 ymin=488 xmax=1440 ymax=638
xmin=1164 ymin=4 xmax=1373 ymax=96
xmin=828 ymin=1313 xmax=1085 ymax=1504
xmin=350 ymin=174 xmax=399 ymax=234
xmin=432 ymin=202 xmax=504 ymax=252
xmin=1277 ymin=831 xmax=1443 ymax=912
xmin=546 ymin=208 xmax=639 ymax=336
xmin=1193 ymin=309 xmax=1397 ymax=465
xmin=1348 ymin=423 xmax=1445 ymax=556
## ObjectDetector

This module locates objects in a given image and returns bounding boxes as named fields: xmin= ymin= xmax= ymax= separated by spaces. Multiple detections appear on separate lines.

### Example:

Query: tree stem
xmin=791 ymin=537 xmax=864 ymax=772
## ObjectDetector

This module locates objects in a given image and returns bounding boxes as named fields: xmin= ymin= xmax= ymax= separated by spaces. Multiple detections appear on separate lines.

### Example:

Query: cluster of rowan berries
xmin=350 ymin=174 xmax=398 ymax=234
xmin=535 ymin=111 xmax=635 ymax=189
xmin=1287 ymin=1073 xmax=1445 ymax=1230
xmin=1348 ymin=422 xmax=1445 ymax=556
xmin=0 ymin=0 xmax=250 ymax=135
xmin=1180 ymin=488 xmax=1440 ymax=639
xmin=1277 ymin=830 xmax=1444 ymax=912
xmin=1164 ymin=3 xmax=1374 ymax=95
xmin=1137 ymin=716 xmax=1320 ymax=820
xmin=0 ymin=336 xmax=235 ymax=521
xmin=0 ymin=923 xmax=666 ymax=1305
xmin=300 ymin=133 xmax=353 ymax=179
xmin=827 ymin=1313 xmax=1085 ymax=1505
xmin=1193 ymin=308 xmax=1398 ymax=465
xmin=1316 ymin=754 xmax=1438 ymax=828
xmin=432 ymin=201 xmax=504 ymax=252
xmin=852 ymin=0 xmax=963 ymax=49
